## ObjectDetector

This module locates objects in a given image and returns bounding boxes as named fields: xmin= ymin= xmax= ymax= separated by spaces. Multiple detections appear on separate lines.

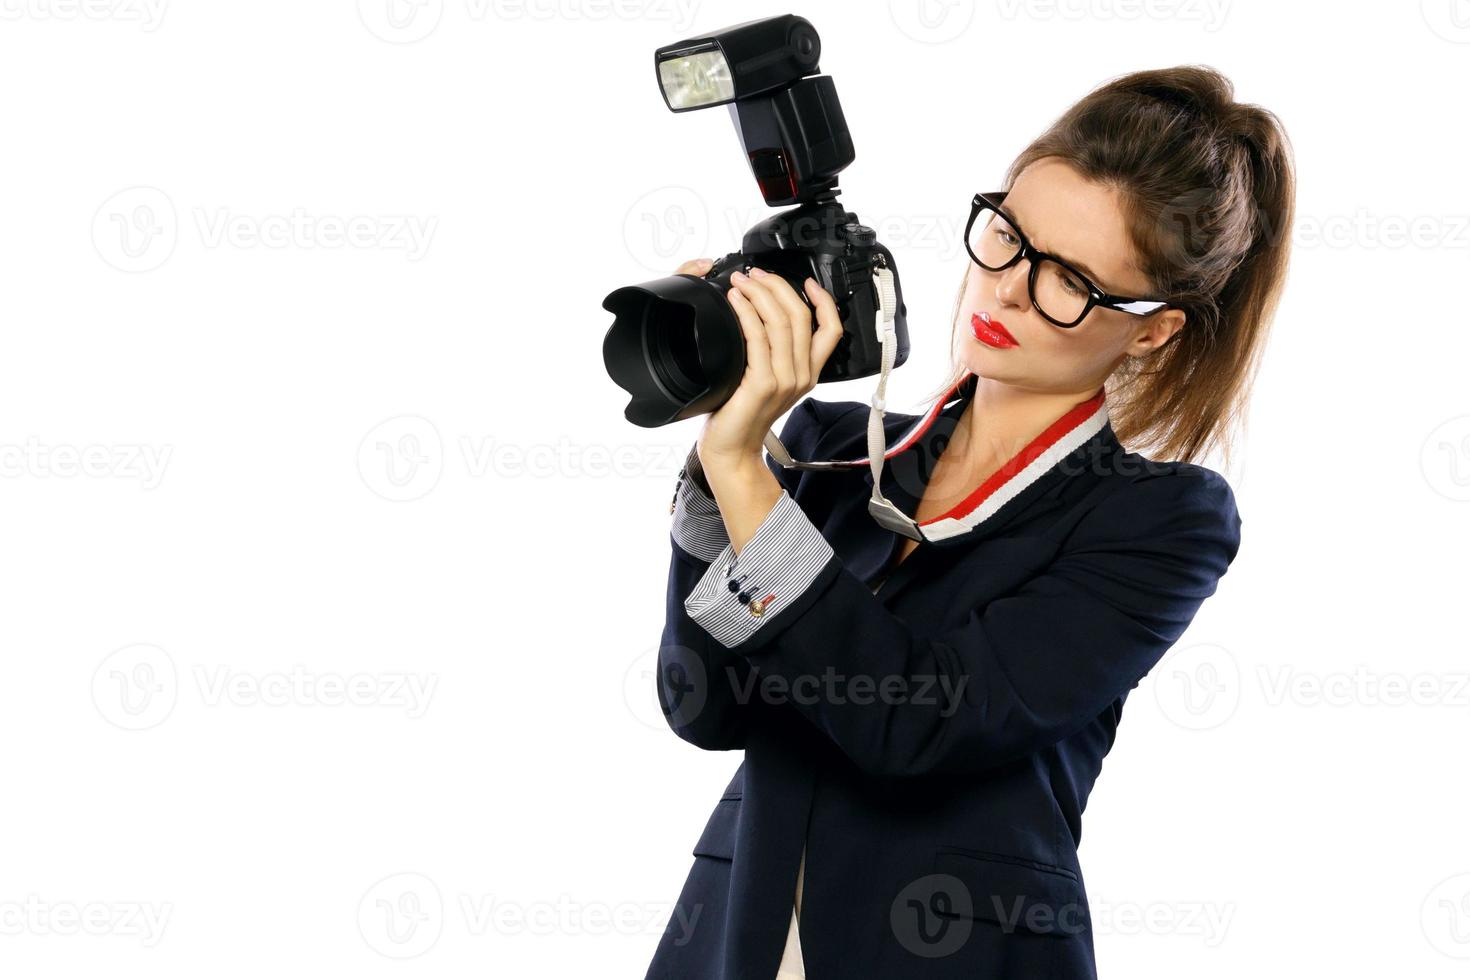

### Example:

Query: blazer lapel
xmin=860 ymin=372 xmax=1120 ymax=603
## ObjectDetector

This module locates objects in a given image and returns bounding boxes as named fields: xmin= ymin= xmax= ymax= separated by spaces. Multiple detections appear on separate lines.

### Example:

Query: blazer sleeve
xmin=680 ymin=417 xmax=1244 ymax=777
xmin=654 ymin=402 xmax=838 ymax=751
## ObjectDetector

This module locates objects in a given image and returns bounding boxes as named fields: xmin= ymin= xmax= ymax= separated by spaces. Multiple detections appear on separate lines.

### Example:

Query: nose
xmin=994 ymin=258 xmax=1032 ymax=311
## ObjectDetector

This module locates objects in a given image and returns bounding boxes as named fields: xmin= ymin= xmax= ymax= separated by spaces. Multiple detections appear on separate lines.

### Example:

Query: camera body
xmin=700 ymin=201 xmax=908 ymax=386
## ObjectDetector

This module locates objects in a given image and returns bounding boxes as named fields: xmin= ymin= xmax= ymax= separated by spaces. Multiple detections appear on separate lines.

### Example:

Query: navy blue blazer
xmin=645 ymin=371 xmax=1243 ymax=980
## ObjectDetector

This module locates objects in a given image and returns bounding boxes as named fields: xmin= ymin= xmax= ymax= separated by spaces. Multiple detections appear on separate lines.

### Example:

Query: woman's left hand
xmin=697 ymin=268 xmax=844 ymax=468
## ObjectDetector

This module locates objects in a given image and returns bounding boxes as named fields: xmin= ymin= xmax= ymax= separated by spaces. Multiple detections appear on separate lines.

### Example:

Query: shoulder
xmin=774 ymin=394 xmax=924 ymax=460
xmin=776 ymin=395 xmax=868 ymax=456
xmin=1074 ymin=455 xmax=1243 ymax=569
xmin=762 ymin=395 xmax=889 ymax=496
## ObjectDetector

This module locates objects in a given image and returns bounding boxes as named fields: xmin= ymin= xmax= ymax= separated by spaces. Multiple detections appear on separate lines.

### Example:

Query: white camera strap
xmin=762 ymin=263 xmax=925 ymax=540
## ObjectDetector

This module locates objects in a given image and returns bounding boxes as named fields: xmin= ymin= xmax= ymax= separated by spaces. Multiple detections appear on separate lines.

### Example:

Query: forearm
xmin=702 ymin=452 xmax=785 ymax=557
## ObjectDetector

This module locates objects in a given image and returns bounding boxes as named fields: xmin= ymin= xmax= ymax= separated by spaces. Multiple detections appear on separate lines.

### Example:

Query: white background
xmin=1 ymin=0 xmax=1467 ymax=977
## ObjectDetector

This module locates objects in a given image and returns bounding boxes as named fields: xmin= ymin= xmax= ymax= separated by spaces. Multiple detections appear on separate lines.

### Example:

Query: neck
xmin=952 ymin=375 xmax=1103 ymax=471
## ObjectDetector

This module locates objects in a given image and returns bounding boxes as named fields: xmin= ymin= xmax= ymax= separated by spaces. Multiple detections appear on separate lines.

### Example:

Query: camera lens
xmin=646 ymin=302 xmax=704 ymax=405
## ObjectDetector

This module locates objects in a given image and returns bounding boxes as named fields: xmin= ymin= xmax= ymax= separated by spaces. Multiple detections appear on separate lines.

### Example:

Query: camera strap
xmin=762 ymin=263 xmax=928 ymax=541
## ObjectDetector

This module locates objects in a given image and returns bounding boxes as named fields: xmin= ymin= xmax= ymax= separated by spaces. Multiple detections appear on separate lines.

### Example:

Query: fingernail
xmin=731 ymin=270 xmax=746 ymax=281
xmin=698 ymin=258 xmax=713 ymax=267
xmin=750 ymin=267 xmax=767 ymax=277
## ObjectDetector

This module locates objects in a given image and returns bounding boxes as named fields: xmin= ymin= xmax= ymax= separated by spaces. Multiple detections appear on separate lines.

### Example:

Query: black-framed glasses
xmin=964 ymin=191 xmax=1172 ymax=329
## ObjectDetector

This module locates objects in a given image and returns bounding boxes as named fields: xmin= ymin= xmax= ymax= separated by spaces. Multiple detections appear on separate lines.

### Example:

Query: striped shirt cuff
xmin=683 ymin=490 xmax=835 ymax=649
xmin=671 ymin=443 xmax=730 ymax=562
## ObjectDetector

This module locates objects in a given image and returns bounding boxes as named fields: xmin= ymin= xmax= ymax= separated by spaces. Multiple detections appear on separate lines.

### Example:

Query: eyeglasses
xmin=964 ymin=191 xmax=1172 ymax=329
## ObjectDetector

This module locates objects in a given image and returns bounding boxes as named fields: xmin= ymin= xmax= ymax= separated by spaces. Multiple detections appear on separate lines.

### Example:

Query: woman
xmin=645 ymin=65 xmax=1293 ymax=980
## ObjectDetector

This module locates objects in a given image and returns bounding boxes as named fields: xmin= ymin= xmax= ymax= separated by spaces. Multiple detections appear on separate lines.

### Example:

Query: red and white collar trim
xmin=828 ymin=371 xmax=1110 ymax=542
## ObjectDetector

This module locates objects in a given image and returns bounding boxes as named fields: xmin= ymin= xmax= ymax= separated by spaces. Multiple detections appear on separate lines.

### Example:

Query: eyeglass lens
xmin=967 ymin=204 xmax=1091 ymax=325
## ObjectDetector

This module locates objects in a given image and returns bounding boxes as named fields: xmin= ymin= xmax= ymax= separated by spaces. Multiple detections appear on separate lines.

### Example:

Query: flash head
xmin=654 ymin=14 xmax=820 ymax=111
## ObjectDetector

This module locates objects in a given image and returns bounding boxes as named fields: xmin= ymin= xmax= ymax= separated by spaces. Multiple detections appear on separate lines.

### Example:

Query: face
xmin=954 ymin=157 xmax=1187 ymax=396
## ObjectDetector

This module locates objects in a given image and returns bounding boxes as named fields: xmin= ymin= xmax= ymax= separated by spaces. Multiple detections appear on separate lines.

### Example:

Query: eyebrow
xmin=996 ymin=200 xmax=1112 ymax=290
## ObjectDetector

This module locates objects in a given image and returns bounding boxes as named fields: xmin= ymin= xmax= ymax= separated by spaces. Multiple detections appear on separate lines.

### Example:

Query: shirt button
xmin=727 ymin=581 xmax=740 ymax=593
xmin=737 ymin=591 xmax=751 ymax=603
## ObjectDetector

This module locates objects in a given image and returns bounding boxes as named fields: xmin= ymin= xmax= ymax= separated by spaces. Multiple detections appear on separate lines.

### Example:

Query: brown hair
xmin=922 ymin=64 xmax=1295 ymax=467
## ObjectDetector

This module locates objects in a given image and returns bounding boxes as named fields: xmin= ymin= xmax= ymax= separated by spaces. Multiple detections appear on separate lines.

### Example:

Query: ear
xmin=1129 ymin=308 xmax=1187 ymax=356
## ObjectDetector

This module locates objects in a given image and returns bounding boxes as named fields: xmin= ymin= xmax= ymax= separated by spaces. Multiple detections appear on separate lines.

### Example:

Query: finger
xmin=804 ymin=278 xmax=845 ymax=379
xmin=673 ymin=257 xmax=714 ymax=276
xmin=733 ymin=271 xmax=795 ymax=394
xmin=726 ymin=287 xmax=774 ymax=394
xmin=750 ymin=269 xmax=814 ymax=390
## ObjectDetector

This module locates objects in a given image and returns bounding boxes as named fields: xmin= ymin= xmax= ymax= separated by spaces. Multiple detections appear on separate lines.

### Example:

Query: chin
xmin=959 ymin=342 xmax=1013 ymax=377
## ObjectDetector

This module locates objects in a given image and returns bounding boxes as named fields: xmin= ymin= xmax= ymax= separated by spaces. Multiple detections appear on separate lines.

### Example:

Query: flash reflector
xmin=657 ymin=48 xmax=734 ymax=110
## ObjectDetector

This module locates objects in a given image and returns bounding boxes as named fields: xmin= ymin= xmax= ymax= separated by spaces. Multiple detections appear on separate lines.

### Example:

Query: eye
xmin=995 ymin=229 xmax=1018 ymax=247
xmin=1060 ymin=273 xmax=1085 ymax=296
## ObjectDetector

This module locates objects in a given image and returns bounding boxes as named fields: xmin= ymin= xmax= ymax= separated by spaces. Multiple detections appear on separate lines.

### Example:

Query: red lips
xmin=971 ymin=312 xmax=1018 ymax=348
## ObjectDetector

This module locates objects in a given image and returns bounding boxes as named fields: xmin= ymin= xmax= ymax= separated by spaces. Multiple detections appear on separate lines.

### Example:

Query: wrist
xmin=684 ymin=445 xmax=715 ymax=496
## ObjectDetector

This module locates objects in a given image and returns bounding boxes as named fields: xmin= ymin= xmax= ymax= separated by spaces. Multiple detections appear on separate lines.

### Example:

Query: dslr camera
xmin=601 ymin=14 xmax=910 ymax=428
